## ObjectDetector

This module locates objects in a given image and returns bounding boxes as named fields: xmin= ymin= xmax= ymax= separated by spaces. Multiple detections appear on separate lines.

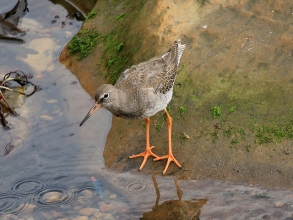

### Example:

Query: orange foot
xmin=154 ymin=152 xmax=182 ymax=174
xmin=129 ymin=145 xmax=159 ymax=170
xmin=153 ymin=109 xmax=182 ymax=174
xmin=129 ymin=117 xmax=159 ymax=171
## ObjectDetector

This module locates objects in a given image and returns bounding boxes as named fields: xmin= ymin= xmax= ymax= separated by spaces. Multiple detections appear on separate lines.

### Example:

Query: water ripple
xmin=123 ymin=181 xmax=150 ymax=193
xmin=30 ymin=186 xmax=77 ymax=206
xmin=10 ymin=178 xmax=47 ymax=196
xmin=0 ymin=193 xmax=28 ymax=216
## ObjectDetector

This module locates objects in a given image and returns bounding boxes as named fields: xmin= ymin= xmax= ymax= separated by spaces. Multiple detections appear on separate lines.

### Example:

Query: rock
xmin=2 ymin=214 xmax=18 ymax=220
xmin=65 ymin=31 xmax=73 ymax=38
xmin=79 ymin=189 xmax=93 ymax=198
xmin=42 ymin=191 xmax=62 ymax=203
xmin=40 ymin=212 xmax=53 ymax=219
xmin=50 ymin=210 xmax=59 ymax=218
xmin=47 ymin=64 xmax=55 ymax=72
xmin=276 ymin=202 xmax=284 ymax=207
xmin=110 ymin=194 xmax=117 ymax=199
xmin=79 ymin=208 xmax=95 ymax=216
xmin=40 ymin=115 xmax=53 ymax=121
xmin=98 ymin=201 xmax=111 ymax=212
xmin=93 ymin=209 xmax=102 ymax=218
xmin=46 ymin=99 xmax=58 ymax=103
xmin=103 ymin=213 xmax=115 ymax=220
xmin=74 ymin=205 xmax=81 ymax=210
xmin=73 ymin=216 xmax=88 ymax=220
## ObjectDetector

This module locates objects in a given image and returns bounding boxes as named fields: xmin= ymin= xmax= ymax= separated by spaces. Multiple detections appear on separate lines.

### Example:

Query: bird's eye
xmin=103 ymin=93 xmax=109 ymax=99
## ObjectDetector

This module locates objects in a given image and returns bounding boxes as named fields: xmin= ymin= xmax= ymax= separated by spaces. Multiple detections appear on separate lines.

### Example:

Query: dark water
xmin=0 ymin=0 xmax=293 ymax=219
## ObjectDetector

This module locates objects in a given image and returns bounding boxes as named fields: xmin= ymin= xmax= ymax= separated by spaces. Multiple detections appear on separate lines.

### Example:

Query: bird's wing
xmin=115 ymin=40 xmax=185 ymax=94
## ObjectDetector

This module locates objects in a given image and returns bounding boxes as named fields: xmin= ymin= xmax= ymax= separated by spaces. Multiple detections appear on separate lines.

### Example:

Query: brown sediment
xmin=60 ymin=0 xmax=293 ymax=189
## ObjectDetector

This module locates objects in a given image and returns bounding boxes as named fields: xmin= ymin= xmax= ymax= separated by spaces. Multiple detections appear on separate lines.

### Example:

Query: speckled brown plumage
xmin=115 ymin=39 xmax=185 ymax=95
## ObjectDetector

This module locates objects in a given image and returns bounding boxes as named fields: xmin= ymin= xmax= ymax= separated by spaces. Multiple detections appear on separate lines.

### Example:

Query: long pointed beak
xmin=80 ymin=102 xmax=101 ymax=126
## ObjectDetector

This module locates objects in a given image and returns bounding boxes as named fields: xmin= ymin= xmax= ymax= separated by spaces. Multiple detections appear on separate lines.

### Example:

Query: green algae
xmin=86 ymin=10 xmax=97 ymax=19
xmin=202 ymin=99 xmax=293 ymax=148
xmin=116 ymin=13 xmax=126 ymax=21
xmin=179 ymin=105 xmax=186 ymax=114
xmin=68 ymin=29 xmax=101 ymax=60
xmin=210 ymin=106 xmax=222 ymax=119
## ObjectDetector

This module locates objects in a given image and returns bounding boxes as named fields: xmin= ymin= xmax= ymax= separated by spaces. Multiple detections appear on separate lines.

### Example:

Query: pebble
xmin=65 ymin=31 xmax=73 ymax=38
xmin=73 ymin=216 xmax=88 ymax=220
xmin=42 ymin=191 xmax=62 ymax=203
xmin=47 ymin=64 xmax=55 ymax=72
xmin=50 ymin=210 xmax=59 ymax=217
xmin=40 ymin=212 xmax=53 ymax=219
xmin=98 ymin=201 xmax=112 ymax=212
xmin=40 ymin=115 xmax=53 ymax=121
xmin=276 ymin=202 xmax=284 ymax=207
xmin=103 ymin=213 xmax=115 ymax=220
xmin=110 ymin=194 xmax=117 ymax=199
xmin=74 ymin=205 xmax=81 ymax=211
xmin=93 ymin=209 xmax=102 ymax=218
xmin=2 ymin=214 xmax=18 ymax=220
xmin=46 ymin=99 xmax=58 ymax=103
xmin=79 ymin=208 xmax=95 ymax=216
xmin=79 ymin=189 xmax=93 ymax=198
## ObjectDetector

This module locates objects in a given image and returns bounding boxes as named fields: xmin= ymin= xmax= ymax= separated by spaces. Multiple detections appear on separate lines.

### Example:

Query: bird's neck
xmin=109 ymin=89 xmax=141 ymax=119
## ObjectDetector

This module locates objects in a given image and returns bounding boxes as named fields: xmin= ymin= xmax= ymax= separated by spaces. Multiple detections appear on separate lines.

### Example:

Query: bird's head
xmin=80 ymin=84 xmax=118 ymax=126
xmin=94 ymin=84 xmax=118 ymax=107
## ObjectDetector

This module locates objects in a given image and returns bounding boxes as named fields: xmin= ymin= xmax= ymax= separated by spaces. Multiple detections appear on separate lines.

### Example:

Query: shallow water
xmin=1 ymin=0 xmax=293 ymax=219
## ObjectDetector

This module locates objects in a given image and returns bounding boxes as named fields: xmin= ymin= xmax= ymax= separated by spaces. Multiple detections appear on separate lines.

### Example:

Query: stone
xmin=74 ymin=205 xmax=81 ymax=211
xmin=79 ymin=189 xmax=93 ymax=198
xmin=2 ymin=214 xmax=18 ymax=220
xmin=40 ymin=115 xmax=53 ymax=121
xmin=276 ymin=202 xmax=284 ymax=207
xmin=93 ymin=209 xmax=102 ymax=218
xmin=47 ymin=64 xmax=55 ymax=72
xmin=42 ymin=191 xmax=62 ymax=203
xmin=46 ymin=99 xmax=58 ymax=103
xmin=103 ymin=213 xmax=115 ymax=220
xmin=40 ymin=212 xmax=53 ymax=219
xmin=73 ymin=216 xmax=88 ymax=220
xmin=110 ymin=194 xmax=117 ymax=199
xmin=79 ymin=208 xmax=95 ymax=216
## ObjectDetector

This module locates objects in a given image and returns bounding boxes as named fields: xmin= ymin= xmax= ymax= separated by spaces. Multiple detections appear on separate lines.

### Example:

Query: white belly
xmin=142 ymin=89 xmax=173 ymax=118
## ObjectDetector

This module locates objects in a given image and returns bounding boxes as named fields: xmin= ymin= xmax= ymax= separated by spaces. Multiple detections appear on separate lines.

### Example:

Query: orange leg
xmin=153 ymin=109 xmax=182 ymax=174
xmin=129 ymin=118 xmax=159 ymax=170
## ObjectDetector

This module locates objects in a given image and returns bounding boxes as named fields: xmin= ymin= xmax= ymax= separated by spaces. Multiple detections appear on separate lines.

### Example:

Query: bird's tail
xmin=162 ymin=39 xmax=186 ymax=67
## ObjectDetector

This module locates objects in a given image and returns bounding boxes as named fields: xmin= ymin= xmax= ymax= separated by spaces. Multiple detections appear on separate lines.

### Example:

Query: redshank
xmin=80 ymin=39 xmax=186 ymax=174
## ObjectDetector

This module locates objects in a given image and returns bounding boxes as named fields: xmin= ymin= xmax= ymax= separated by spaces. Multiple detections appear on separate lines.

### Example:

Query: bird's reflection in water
xmin=141 ymin=176 xmax=207 ymax=220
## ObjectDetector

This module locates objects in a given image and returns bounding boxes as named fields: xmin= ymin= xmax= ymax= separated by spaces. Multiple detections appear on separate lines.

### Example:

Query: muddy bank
xmin=60 ymin=0 xmax=293 ymax=188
